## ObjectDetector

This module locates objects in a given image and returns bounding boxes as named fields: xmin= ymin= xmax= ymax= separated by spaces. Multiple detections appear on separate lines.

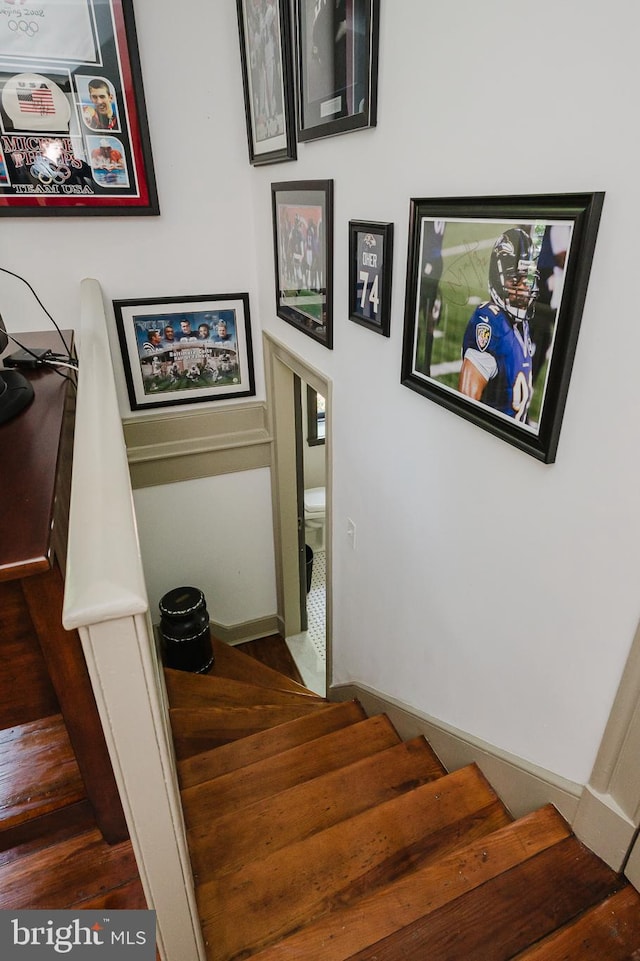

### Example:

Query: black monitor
xmin=0 ymin=315 xmax=34 ymax=426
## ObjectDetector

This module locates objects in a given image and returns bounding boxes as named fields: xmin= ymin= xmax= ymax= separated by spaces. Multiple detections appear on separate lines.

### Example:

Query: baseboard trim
xmin=211 ymin=615 xmax=280 ymax=647
xmin=330 ymin=680 xmax=582 ymax=823
xmin=572 ymin=786 xmax=637 ymax=872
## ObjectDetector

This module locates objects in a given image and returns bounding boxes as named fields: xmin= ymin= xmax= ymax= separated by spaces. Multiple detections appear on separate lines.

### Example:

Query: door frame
xmin=572 ymin=615 xmax=640 ymax=878
xmin=263 ymin=332 xmax=332 ymax=687
xmin=293 ymin=373 xmax=307 ymax=633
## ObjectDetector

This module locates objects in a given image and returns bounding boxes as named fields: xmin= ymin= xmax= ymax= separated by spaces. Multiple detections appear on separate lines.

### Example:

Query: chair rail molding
xmin=123 ymin=402 xmax=271 ymax=489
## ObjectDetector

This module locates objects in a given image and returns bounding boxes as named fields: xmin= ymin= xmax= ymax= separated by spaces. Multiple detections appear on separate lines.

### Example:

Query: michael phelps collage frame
xmin=0 ymin=0 xmax=157 ymax=215
xmin=400 ymin=193 xmax=605 ymax=464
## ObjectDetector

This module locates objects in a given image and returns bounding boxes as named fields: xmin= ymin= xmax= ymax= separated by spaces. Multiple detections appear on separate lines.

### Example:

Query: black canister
xmin=159 ymin=586 xmax=214 ymax=673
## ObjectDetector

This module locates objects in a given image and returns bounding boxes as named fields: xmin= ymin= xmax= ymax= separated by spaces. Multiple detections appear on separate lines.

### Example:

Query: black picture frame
xmin=113 ymin=293 xmax=256 ymax=411
xmin=401 ymin=192 xmax=605 ymax=464
xmin=0 ymin=0 xmax=158 ymax=215
xmin=306 ymin=384 xmax=325 ymax=446
xmin=271 ymin=179 xmax=333 ymax=348
xmin=235 ymin=0 xmax=297 ymax=166
xmin=349 ymin=220 xmax=393 ymax=336
xmin=295 ymin=0 xmax=379 ymax=143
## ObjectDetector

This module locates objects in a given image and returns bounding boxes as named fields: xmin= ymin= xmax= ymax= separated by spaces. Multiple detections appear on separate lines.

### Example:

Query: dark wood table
xmin=0 ymin=330 xmax=77 ymax=579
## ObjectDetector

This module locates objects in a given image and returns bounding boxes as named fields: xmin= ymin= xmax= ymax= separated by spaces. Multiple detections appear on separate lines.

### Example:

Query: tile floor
xmin=285 ymin=550 xmax=326 ymax=696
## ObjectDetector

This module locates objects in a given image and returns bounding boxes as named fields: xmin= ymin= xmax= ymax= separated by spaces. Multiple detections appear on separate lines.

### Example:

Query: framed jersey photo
xmin=236 ymin=0 xmax=297 ymax=166
xmin=400 ymin=192 xmax=605 ymax=463
xmin=295 ymin=0 xmax=379 ymax=142
xmin=349 ymin=220 xmax=393 ymax=336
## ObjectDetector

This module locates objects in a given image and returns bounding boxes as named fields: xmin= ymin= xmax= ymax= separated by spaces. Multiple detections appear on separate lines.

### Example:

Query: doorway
xmin=263 ymin=333 xmax=331 ymax=696
xmin=285 ymin=376 xmax=326 ymax=694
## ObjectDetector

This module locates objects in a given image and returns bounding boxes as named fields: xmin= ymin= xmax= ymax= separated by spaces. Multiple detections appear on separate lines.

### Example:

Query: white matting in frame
xmin=0 ymin=0 xmax=100 ymax=65
xmin=114 ymin=294 xmax=256 ymax=411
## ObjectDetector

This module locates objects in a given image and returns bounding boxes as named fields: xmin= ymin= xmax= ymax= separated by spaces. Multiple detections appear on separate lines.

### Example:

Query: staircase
xmin=2 ymin=634 xmax=640 ymax=960
xmin=0 ymin=718 xmax=145 ymax=912
xmin=167 ymin=637 xmax=640 ymax=961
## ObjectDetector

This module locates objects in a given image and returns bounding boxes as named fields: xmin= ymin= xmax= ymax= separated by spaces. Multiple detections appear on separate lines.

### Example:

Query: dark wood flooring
xmin=234 ymin=635 xmax=305 ymax=687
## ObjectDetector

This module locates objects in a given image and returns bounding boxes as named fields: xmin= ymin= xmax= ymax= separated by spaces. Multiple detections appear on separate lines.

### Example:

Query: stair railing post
xmin=63 ymin=278 xmax=206 ymax=961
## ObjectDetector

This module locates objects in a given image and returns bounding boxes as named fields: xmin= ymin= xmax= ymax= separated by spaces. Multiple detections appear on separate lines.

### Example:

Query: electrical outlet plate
xmin=346 ymin=518 xmax=356 ymax=548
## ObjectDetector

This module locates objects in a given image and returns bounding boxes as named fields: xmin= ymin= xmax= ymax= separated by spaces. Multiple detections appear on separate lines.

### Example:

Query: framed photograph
xmin=271 ymin=179 xmax=333 ymax=348
xmin=295 ymin=0 xmax=379 ymax=142
xmin=401 ymin=192 xmax=605 ymax=463
xmin=113 ymin=293 xmax=256 ymax=411
xmin=349 ymin=220 xmax=393 ymax=336
xmin=235 ymin=0 xmax=297 ymax=166
xmin=0 ymin=0 xmax=158 ymax=215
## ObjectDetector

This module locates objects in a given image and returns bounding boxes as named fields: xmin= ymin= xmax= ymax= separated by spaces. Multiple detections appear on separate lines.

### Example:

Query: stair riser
xmin=182 ymin=716 xmax=401 ymax=826
xmin=510 ymin=887 xmax=640 ymax=961
xmin=189 ymin=738 xmax=446 ymax=883
xmin=177 ymin=700 xmax=367 ymax=788
xmin=165 ymin=668 xmax=325 ymax=709
xmin=243 ymin=807 xmax=572 ymax=961
xmin=198 ymin=765 xmax=511 ymax=961
xmin=344 ymin=837 xmax=624 ymax=961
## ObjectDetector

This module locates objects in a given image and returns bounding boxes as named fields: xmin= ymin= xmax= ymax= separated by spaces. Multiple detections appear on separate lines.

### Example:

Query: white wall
xmin=132 ymin=469 xmax=277 ymax=626
xmin=246 ymin=0 xmax=640 ymax=786
xmin=3 ymin=1 xmax=639 ymax=789
xmin=0 ymin=0 xmax=277 ymax=628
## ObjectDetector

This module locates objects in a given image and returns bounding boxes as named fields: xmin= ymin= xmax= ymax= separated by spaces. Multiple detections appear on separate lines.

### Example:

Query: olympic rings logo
xmin=30 ymin=159 xmax=70 ymax=185
xmin=8 ymin=19 xmax=39 ymax=37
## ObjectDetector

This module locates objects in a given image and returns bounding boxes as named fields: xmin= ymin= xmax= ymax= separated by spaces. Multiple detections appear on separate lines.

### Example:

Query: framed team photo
xmin=295 ymin=0 xmax=379 ymax=142
xmin=113 ymin=293 xmax=256 ymax=411
xmin=349 ymin=220 xmax=393 ymax=336
xmin=401 ymin=192 xmax=605 ymax=463
xmin=271 ymin=179 xmax=333 ymax=348
xmin=0 ymin=0 xmax=158 ymax=215
xmin=236 ymin=0 xmax=297 ymax=166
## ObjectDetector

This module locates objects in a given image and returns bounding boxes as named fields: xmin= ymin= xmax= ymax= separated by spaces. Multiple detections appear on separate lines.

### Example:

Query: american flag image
xmin=17 ymin=85 xmax=54 ymax=115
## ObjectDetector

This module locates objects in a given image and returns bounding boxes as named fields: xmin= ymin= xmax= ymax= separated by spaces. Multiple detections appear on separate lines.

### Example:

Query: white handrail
xmin=63 ymin=277 xmax=147 ymax=628
xmin=63 ymin=278 xmax=205 ymax=961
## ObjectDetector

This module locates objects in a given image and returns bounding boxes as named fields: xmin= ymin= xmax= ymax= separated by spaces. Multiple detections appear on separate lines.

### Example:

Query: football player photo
xmin=410 ymin=217 xmax=573 ymax=433
xmin=401 ymin=193 xmax=604 ymax=464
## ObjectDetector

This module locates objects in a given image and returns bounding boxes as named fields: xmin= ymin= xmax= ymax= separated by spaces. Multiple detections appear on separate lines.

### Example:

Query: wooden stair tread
xmin=72 ymin=878 xmax=148 ymax=911
xmin=197 ymin=763 xmax=512 ymax=961
xmin=511 ymin=885 xmax=640 ymax=960
xmin=165 ymin=652 xmax=640 ymax=961
xmin=164 ymin=667 xmax=326 ymax=709
xmin=177 ymin=699 xmax=367 ymax=788
xmin=170 ymin=700 xmax=329 ymax=758
xmin=189 ymin=736 xmax=447 ymax=883
xmin=211 ymin=636 xmax=318 ymax=697
xmin=233 ymin=636 xmax=307 ymax=688
xmin=243 ymin=805 xmax=572 ymax=961
xmin=0 ymin=828 xmax=140 ymax=909
xmin=181 ymin=714 xmax=401 ymax=826
xmin=0 ymin=715 xmax=85 ymax=832
xmin=0 ymin=799 xmax=96 ymax=864
xmin=344 ymin=834 xmax=624 ymax=960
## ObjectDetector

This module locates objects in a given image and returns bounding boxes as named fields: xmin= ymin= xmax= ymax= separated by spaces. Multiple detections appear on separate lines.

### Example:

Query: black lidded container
xmin=159 ymin=586 xmax=214 ymax=673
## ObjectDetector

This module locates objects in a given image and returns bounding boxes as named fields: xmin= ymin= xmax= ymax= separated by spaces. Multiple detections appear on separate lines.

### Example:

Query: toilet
xmin=304 ymin=486 xmax=326 ymax=552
